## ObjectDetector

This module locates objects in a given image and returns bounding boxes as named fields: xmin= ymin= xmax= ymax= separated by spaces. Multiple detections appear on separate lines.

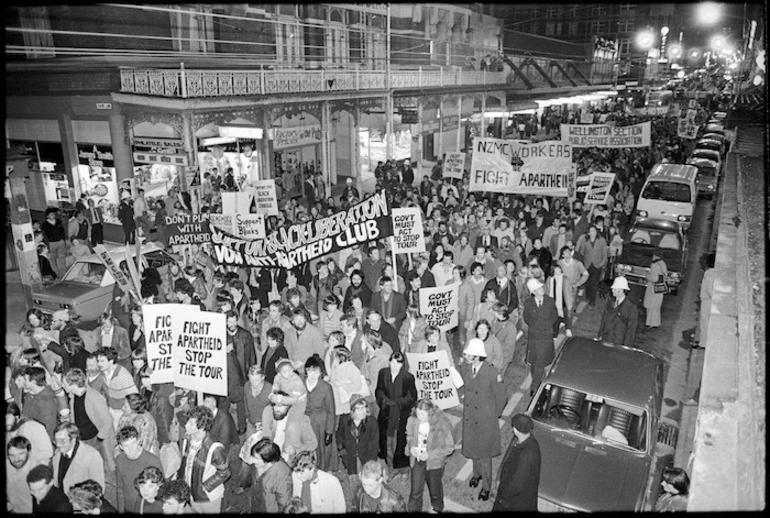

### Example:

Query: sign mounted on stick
xmin=221 ymin=191 xmax=253 ymax=214
xmin=442 ymin=152 xmax=466 ymax=179
xmin=419 ymin=284 xmax=459 ymax=331
xmin=584 ymin=172 xmax=616 ymax=205
xmin=391 ymin=207 xmax=426 ymax=254
xmin=171 ymin=310 xmax=228 ymax=397
xmin=560 ymin=122 xmax=651 ymax=148
xmin=164 ymin=213 xmax=212 ymax=246
xmin=252 ymin=179 xmax=279 ymax=215
xmin=405 ymin=350 xmax=461 ymax=410
xmin=143 ymin=304 xmax=200 ymax=384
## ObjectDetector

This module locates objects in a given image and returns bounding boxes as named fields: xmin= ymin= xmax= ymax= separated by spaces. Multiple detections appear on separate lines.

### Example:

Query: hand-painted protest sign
xmin=584 ymin=172 xmax=616 ymax=205
xmin=634 ymin=106 xmax=669 ymax=116
xmin=143 ymin=304 xmax=199 ymax=384
xmin=93 ymin=244 xmax=139 ymax=301
xmin=469 ymin=138 xmax=572 ymax=196
xmin=211 ymin=190 xmax=393 ymax=268
xmin=209 ymin=213 xmax=234 ymax=234
xmin=234 ymin=213 xmax=266 ymax=239
xmin=560 ymin=122 xmax=651 ymax=148
xmin=392 ymin=207 xmax=426 ymax=254
xmin=689 ymin=99 xmax=698 ymax=109
xmin=171 ymin=310 xmax=228 ymax=397
xmin=252 ymin=179 xmax=279 ymax=215
xmin=419 ymin=284 xmax=459 ymax=331
xmin=677 ymin=118 xmax=698 ymax=140
xmin=567 ymin=163 xmax=577 ymax=202
xmin=165 ymin=213 xmax=211 ymax=246
xmin=580 ymin=111 xmax=594 ymax=124
xmin=221 ymin=191 xmax=253 ymax=214
xmin=406 ymin=351 xmax=460 ymax=409
xmin=443 ymin=151 xmax=466 ymax=179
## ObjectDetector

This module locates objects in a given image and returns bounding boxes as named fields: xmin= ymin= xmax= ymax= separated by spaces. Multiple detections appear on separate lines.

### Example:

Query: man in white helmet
xmin=459 ymin=338 xmax=506 ymax=502
xmin=595 ymin=275 xmax=639 ymax=347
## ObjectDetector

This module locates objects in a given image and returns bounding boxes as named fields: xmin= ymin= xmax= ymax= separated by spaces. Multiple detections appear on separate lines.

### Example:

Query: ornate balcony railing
xmin=119 ymin=66 xmax=508 ymax=98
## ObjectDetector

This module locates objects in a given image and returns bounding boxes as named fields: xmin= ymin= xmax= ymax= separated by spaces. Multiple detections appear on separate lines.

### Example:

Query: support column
xmin=58 ymin=113 xmax=79 ymax=197
xmin=354 ymin=103 xmax=361 ymax=185
xmin=416 ymin=98 xmax=424 ymax=181
xmin=321 ymin=100 xmax=331 ymax=196
xmin=108 ymin=112 xmax=133 ymax=184
xmin=179 ymin=112 xmax=195 ymax=191
xmin=481 ymin=94 xmax=487 ymax=138
xmin=386 ymin=93 xmax=394 ymax=161
xmin=456 ymin=95 xmax=463 ymax=151
xmin=437 ymin=97 xmax=444 ymax=162
xmin=262 ymin=109 xmax=273 ymax=180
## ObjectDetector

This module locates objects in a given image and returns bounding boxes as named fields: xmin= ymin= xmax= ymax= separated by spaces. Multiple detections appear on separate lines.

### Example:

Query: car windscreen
xmin=641 ymin=181 xmax=691 ymax=203
xmin=694 ymin=164 xmax=716 ymax=177
xmin=531 ymin=384 xmax=648 ymax=452
xmin=63 ymin=261 xmax=107 ymax=285
xmin=692 ymin=151 xmax=719 ymax=162
xmin=628 ymin=228 xmax=680 ymax=249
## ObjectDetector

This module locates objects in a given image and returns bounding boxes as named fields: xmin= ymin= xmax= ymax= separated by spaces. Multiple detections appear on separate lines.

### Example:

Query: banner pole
xmin=390 ymin=236 xmax=399 ymax=291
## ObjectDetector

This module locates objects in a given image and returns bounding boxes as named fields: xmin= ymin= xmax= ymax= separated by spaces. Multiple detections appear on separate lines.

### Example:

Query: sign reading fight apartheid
xmin=405 ymin=351 xmax=461 ymax=410
xmin=469 ymin=138 xmax=572 ymax=196
xmin=419 ymin=284 xmax=459 ymax=331
xmin=560 ymin=121 xmax=651 ymax=148
xmin=443 ymin=151 xmax=466 ymax=179
xmin=211 ymin=190 xmax=393 ymax=269
xmin=253 ymin=179 xmax=279 ymax=215
xmin=677 ymin=118 xmax=698 ymax=140
xmin=171 ymin=310 xmax=228 ymax=397
xmin=165 ymin=213 xmax=212 ymax=246
xmin=221 ymin=191 xmax=253 ymax=214
xmin=391 ymin=207 xmax=426 ymax=254
xmin=143 ymin=304 xmax=199 ymax=384
xmin=584 ymin=172 xmax=616 ymax=205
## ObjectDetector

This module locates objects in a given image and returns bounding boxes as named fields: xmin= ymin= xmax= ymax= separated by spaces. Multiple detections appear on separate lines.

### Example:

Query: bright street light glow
xmin=661 ymin=26 xmax=669 ymax=36
xmin=636 ymin=30 xmax=655 ymax=50
xmin=689 ymin=49 xmax=702 ymax=60
xmin=668 ymin=44 xmax=682 ymax=58
xmin=696 ymin=2 xmax=722 ymax=25
xmin=711 ymin=35 xmax=726 ymax=48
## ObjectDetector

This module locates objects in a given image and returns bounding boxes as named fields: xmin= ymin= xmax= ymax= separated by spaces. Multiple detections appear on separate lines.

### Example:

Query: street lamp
xmin=636 ymin=30 xmax=655 ymax=51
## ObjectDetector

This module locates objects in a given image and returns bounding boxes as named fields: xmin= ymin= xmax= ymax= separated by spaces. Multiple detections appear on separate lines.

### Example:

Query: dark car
xmin=686 ymin=157 xmax=720 ymax=199
xmin=614 ymin=219 xmax=687 ymax=295
xmin=527 ymin=337 xmax=665 ymax=512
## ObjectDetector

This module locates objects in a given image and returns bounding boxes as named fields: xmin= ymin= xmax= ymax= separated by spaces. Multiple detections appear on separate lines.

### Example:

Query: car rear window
xmin=63 ymin=262 xmax=106 ymax=285
xmin=629 ymin=229 xmax=680 ymax=249
xmin=642 ymin=181 xmax=691 ymax=203
xmin=531 ymin=384 xmax=648 ymax=452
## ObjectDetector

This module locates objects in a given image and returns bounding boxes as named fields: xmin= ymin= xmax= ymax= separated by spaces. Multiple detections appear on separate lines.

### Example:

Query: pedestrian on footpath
xmin=596 ymin=276 xmax=639 ymax=347
xmin=692 ymin=253 xmax=715 ymax=350
xmin=492 ymin=414 xmax=541 ymax=511
xmin=643 ymin=250 xmax=668 ymax=328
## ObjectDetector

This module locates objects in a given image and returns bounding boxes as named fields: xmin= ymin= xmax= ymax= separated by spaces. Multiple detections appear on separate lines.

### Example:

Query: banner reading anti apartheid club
xmin=391 ymin=207 xmax=426 ymax=254
xmin=469 ymin=138 xmax=572 ymax=196
xmin=560 ymin=121 xmax=651 ymax=148
xmin=165 ymin=213 xmax=212 ymax=246
xmin=443 ymin=151 xmax=466 ymax=179
xmin=171 ymin=310 xmax=228 ymax=397
xmin=211 ymin=190 xmax=393 ymax=269
xmin=405 ymin=351 xmax=460 ymax=410
xmin=584 ymin=172 xmax=616 ymax=205
xmin=419 ymin=284 xmax=459 ymax=331
xmin=143 ymin=304 xmax=200 ymax=384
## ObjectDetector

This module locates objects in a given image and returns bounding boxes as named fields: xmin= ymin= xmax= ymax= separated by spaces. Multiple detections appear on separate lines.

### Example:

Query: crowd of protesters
xmin=10 ymin=81 xmax=726 ymax=513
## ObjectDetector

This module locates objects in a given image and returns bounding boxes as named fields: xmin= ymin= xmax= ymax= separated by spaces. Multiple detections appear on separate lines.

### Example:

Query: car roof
xmin=692 ymin=149 xmax=720 ymax=159
xmin=545 ymin=337 xmax=661 ymax=409
xmin=73 ymin=242 xmax=166 ymax=264
xmin=687 ymin=158 xmax=719 ymax=168
xmin=631 ymin=218 xmax=683 ymax=234
xmin=647 ymin=163 xmax=698 ymax=182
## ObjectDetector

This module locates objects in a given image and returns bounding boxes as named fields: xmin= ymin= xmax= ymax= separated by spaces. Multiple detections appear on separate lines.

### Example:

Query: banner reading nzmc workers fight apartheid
xmin=211 ymin=190 xmax=393 ymax=269
xmin=469 ymin=137 xmax=572 ymax=197
xmin=406 ymin=350 xmax=461 ymax=410
xmin=560 ymin=121 xmax=651 ymax=148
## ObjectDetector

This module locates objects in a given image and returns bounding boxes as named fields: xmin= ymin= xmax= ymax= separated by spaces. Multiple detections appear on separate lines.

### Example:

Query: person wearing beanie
xmin=522 ymin=277 xmax=559 ymax=397
xmin=596 ymin=275 xmax=639 ymax=347
xmin=459 ymin=338 xmax=507 ymax=501
xmin=492 ymin=414 xmax=541 ymax=511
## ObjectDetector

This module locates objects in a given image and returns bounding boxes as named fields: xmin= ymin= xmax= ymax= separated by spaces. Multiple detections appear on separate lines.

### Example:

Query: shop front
xmin=76 ymin=144 xmax=120 ymax=224
xmin=196 ymin=121 xmax=266 ymax=189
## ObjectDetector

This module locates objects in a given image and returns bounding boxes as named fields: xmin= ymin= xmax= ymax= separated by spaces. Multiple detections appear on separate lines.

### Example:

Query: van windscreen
xmin=642 ymin=181 xmax=691 ymax=203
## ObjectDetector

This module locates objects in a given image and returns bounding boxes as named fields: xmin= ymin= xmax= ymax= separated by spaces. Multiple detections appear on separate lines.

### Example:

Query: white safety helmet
xmin=463 ymin=338 xmax=487 ymax=357
xmin=611 ymin=276 xmax=630 ymax=291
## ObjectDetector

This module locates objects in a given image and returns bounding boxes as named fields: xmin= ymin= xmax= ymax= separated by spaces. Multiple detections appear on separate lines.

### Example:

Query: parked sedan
xmin=527 ymin=337 xmax=665 ymax=512
xmin=31 ymin=243 xmax=178 ymax=321
xmin=615 ymin=219 xmax=687 ymax=295
xmin=687 ymin=157 xmax=720 ymax=198
xmin=694 ymin=137 xmax=725 ymax=159
xmin=690 ymin=148 xmax=722 ymax=175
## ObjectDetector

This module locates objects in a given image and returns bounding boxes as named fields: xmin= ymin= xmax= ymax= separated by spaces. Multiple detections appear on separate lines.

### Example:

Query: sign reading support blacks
xmin=171 ymin=310 xmax=228 ymax=397
xmin=405 ymin=351 xmax=461 ymax=409
xmin=560 ymin=122 xmax=651 ymax=148
xmin=211 ymin=190 xmax=393 ymax=268
xmin=391 ymin=207 xmax=426 ymax=254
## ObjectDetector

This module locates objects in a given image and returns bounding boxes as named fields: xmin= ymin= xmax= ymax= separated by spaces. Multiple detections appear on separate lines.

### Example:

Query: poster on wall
xmin=271 ymin=124 xmax=323 ymax=150
xmin=469 ymin=138 xmax=572 ymax=196
xmin=211 ymin=190 xmax=393 ymax=268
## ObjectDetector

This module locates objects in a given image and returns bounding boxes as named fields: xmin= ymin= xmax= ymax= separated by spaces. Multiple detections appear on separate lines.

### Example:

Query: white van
xmin=635 ymin=163 xmax=699 ymax=231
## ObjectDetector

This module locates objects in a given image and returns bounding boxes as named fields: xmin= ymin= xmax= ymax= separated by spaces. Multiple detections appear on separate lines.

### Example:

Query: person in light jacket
xmin=643 ymin=249 xmax=668 ymax=328
xmin=405 ymin=398 xmax=455 ymax=513
xmin=290 ymin=450 xmax=346 ymax=514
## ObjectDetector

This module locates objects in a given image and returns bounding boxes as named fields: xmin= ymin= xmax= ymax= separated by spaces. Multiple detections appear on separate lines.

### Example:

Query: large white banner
xmin=560 ymin=122 xmax=651 ymax=148
xmin=419 ymin=284 xmax=459 ymax=331
xmin=171 ymin=310 xmax=228 ymax=397
xmin=469 ymin=138 xmax=572 ymax=196
xmin=443 ymin=151 xmax=466 ymax=179
xmin=406 ymin=350 xmax=461 ymax=409
xmin=143 ymin=304 xmax=200 ymax=384
xmin=392 ymin=207 xmax=426 ymax=254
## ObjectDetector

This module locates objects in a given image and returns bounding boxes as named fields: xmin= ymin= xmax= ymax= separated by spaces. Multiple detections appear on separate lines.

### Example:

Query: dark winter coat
xmin=459 ymin=361 xmax=506 ymax=459
xmin=522 ymin=296 xmax=560 ymax=368
xmin=375 ymin=366 xmax=417 ymax=469
xmin=597 ymin=296 xmax=639 ymax=347
xmin=492 ymin=435 xmax=541 ymax=511
xmin=336 ymin=415 xmax=379 ymax=475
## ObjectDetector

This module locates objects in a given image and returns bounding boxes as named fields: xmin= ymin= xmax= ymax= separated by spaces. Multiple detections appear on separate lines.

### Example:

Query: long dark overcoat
xmin=522 ymin=295 xmax=560 ymax=368
xmin=460 ymin=360 xmax=506 ymax=459
xmin=492 ymin=435 xmax=541 ymax=511
xmin=375 ymin=366 xmax=417 ymax=469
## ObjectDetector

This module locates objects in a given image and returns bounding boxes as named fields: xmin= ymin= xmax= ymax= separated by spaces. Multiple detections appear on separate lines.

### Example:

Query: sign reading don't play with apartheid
xmin=419 ymin=284 xmax=459 ymax=331
xmin=142 ymin=303 xmax=200 ymax=384
xmin=584 ymin=172 xmax=616 ymax=205
xmin=560 ymin=121 xmax=651 ymax=148
xmin=469 ymin=138 xmax=572 ymax=197
xmin=442 ymin=151 xmax=466 ymax=179
xmin=405 ymin=350 xmax=460 ymax=409
xmin=171 ymin=310 xmax=228 ymax=397
xmin=164 ymin=213 xmax=212 ymax=246
xmin=391 ymin=207 xmax=426 ymax=254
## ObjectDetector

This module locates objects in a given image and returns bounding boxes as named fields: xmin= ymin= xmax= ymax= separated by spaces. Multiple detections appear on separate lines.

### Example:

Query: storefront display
xmin=197 ymin=137 xmax=261 ymax=188
xmin=132 ymin=137 xmax=185 ymax=221
xmin=77 ymin=144 xmax=120 ymax=224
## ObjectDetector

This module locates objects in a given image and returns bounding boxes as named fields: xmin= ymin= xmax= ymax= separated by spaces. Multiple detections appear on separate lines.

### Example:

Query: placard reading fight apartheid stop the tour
xmin=142 ymin=303 xmax=200 ymax=385
xmin=405 ymin=350 xmax=461 ymax=410
xmin=171 ymin=310 xmax=228 ymax=397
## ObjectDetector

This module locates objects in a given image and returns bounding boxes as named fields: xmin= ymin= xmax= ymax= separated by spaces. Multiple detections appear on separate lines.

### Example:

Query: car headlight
xmin=59 ymin=303 xmax=71 ymax=309
xmin=616 ymin=264 xmax=632 ymax=274
xmin=636 ymin=210 xmax=648 ymax=218
xmin=33 ymin=299 xmax=42 ymax=305
xmin=677 ymin=215 xmax=691 ymax=222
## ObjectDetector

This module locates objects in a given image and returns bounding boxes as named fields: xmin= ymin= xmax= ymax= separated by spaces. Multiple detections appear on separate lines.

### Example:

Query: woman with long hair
xmin=318 ymin=294 xmax=343 ymax=342
xmin=335 ymin=393 xmax=379 ymax=479
xmin=474 ymin=319 xmax=504 ymax=378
